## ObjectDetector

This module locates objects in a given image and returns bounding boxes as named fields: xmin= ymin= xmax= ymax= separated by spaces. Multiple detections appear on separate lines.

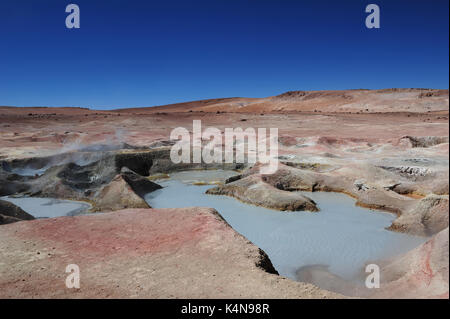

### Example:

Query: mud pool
xmin=145 ymin=171 xmax=427 ymax=282
xmin=0 ymin=197 xmax=91 ymax=218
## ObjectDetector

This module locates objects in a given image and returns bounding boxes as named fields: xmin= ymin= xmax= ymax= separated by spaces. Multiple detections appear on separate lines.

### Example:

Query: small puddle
xmin=145 ymin=170 xmax=427 ymax=286
xmin=1 ymin=196 xmax=91 ymax=218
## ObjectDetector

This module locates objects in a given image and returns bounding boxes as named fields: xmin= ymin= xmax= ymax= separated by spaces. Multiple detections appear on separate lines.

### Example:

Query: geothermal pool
xmin=1 ymin=196 xmax=91 ymax=218
xmin=145 ymin=170 xmax=426 ymax=282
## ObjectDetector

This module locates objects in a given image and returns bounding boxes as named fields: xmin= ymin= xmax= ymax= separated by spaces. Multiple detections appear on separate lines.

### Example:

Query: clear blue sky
xmin=0 ymin=0 xmax=448 ymax=109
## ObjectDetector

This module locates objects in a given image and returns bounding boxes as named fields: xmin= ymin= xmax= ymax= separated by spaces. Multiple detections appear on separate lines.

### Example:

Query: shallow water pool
xmin=1 ymin=196 xmax=91 ymax=218
xmin=145 ymin=171 xmax=426 ymax=282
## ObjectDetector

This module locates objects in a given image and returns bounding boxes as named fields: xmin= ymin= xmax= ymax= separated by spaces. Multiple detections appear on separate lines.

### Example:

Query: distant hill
xmin=1 ymin=89 xmax=448 ymax=114
xmin=115 ymin=88 xmax=449 ymax=114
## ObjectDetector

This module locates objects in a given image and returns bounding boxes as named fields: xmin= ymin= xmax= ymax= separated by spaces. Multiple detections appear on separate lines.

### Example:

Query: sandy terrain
xmin=0 ymin=207 xmax=341 ymax=298
xmin=0 ymin=89 xmax=448 ymax=298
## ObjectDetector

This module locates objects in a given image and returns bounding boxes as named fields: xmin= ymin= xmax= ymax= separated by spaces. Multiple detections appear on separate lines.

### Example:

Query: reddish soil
xmin=0 ymin=208 xmax=339 ymax=298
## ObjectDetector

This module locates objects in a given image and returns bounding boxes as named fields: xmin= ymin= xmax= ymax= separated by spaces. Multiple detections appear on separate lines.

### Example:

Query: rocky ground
xmin=0 ymin=89 xmax=448 ymax=298
xmin=0 ymin=207 xmax=339 ymax=298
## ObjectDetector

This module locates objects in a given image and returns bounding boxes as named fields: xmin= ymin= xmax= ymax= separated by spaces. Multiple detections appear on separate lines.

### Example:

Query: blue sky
xmin=0 ymin=0 xmax=448 ymax=109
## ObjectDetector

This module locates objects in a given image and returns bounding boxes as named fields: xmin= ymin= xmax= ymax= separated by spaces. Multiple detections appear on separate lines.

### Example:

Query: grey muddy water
xmin=1 ymin=196 xmax=91 ymax=218
xmin=145 ymin=170 xmax=426 ymax=284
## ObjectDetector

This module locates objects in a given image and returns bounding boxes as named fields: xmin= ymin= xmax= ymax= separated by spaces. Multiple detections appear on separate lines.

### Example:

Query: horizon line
xmin=1 ymin=87 xmax=448 ymax=111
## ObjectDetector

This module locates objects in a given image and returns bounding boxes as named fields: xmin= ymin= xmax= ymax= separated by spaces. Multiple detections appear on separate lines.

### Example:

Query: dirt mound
xmin=94 ymin=175 xmax=150 ymax=211
xmin=374 ymin=228 xmax=449 ymax=299
xmin=399 ymin=136 xmax=449 ymax=148
xmin=389 ymin=195 xmax=449 ymax=236
xmin=120 ymin=167 xmax=162 ymax=197
xmin=0 ymin=199 xmax=35 ymax=225
xmin=207 ymin=173 xmax=319 ymax=212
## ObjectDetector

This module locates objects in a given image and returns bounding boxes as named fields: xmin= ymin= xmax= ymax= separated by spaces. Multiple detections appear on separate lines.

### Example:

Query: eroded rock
xmin=120 ymin=167 xmax=162 ymax=197
xmin=0 ymin=199 xmax=34 ymax=225
xmin=93 ymin=174 xmax=150 ymax=211
xmin=400 ymin=136 xmax=449 ymax=148
xmin=389 ymin=195 xmax=449 ymax=236
xmin=207 ymin=174 xmax=319 ymax=212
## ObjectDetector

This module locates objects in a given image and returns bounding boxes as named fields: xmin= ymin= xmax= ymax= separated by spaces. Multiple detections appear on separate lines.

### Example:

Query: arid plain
xmin=0 ymin=88 xmax=448 ymax=298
